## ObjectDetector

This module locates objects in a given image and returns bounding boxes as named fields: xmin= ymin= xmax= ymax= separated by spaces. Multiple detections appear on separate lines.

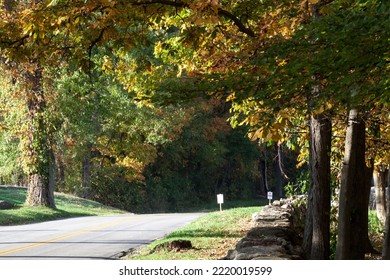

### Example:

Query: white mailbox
xmin=267 ymin=191 xmax=273 ymax=205
xmin=217 ymin=194 xmax=224 ymax=204
xmin=217 ymin=194 xmax=224 ymax=211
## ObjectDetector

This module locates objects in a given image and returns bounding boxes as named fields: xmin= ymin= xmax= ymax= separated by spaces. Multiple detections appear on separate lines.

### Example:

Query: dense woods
xmin=0 ymin=0 xmax=389 ymax=259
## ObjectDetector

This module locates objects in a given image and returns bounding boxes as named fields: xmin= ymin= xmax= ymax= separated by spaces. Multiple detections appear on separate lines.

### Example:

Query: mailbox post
xmin=267 ymin=191 xmax=273 ymax=205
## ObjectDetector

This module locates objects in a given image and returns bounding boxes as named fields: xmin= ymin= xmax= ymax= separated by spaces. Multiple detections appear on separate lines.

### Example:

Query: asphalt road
xmin=0 ymin=213 xmax=203 ymax=260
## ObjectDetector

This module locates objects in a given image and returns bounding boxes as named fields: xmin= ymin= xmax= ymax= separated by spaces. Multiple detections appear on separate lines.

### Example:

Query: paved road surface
xmin=0 ymin=213 xmax=203 ymax=260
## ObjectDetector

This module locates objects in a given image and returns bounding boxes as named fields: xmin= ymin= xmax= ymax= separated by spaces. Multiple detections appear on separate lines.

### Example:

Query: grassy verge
xmin=0 ymin=187 xmax=127 ymax=225
xmin=368 ymin=210 xmax=385 ymax=253
xmin=127 ymin=206 xmax=263 ymax=260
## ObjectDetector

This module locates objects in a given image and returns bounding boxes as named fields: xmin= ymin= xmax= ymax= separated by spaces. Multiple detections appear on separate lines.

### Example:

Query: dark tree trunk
xmin=257 ymin=155 xmax=267 ymax=196
xmin=336 ymin=109 xmax=367 ymax=259
xmin=24 ymin=65 xmax=55 ymax=208
xmin=273 ymin=143 xmax=287 ymax=199
xmin=364 ymin=163 xmax=376 ymax=254
xmin=302 ymin=2 xmax=332 ymax=260
xmin=273 ymin=160 xmax=284 ymax=199
xmin=302 ymin=186 xmax=313 ymax=259
xmin=383 ymin=177 xmax=390 ymax=259
xmin=375 ymin=166 xmax=388 ymax=224
xmin=308 ymin=113 xmax=332 ymax=259
xmin=258 ymin=143 xmax=269 ymax=194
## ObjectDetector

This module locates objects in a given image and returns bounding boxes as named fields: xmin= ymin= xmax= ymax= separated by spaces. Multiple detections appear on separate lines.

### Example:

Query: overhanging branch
xmin=131 ymin=0 xmax=256 ymax=37
xmin=217 ymin=8 xmax=255 ymax=37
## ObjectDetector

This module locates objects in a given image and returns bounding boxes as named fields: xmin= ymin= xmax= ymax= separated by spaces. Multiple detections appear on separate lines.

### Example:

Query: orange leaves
xmin=188 ymin=0 xmax=221 ymax=26
xmin=189 ymin=0 xmax=220 ymax=14
xmin=204 ymin=116 xmax=230 ymax=141
xmin=119 ymin=157 xmax=146 ymax=182
xmin=254 ymin=7 xmax=302 ymax=40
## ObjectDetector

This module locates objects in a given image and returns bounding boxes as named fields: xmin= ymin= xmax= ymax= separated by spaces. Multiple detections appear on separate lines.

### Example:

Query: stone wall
xmin=222 ymin=196 xmax=306 ymax=260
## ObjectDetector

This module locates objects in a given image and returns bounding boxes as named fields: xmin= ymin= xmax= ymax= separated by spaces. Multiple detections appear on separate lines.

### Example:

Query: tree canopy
xmin=0 ymin=0 xmax=389 ymax=259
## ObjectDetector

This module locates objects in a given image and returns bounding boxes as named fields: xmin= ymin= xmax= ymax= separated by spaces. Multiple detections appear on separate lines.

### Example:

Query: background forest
xmin=0 ymin=67 xmax=289 ymax=212
xmin=0 ymin=0 xmax=389 ymax=259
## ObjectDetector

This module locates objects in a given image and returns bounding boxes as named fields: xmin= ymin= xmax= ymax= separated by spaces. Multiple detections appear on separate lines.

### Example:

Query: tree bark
xmin=24 ymin=64 xmax=55 ymax=208
xmin=258 ymin=143 xmax=269 ymax=194
xmin=302 ymin=186 xmax=313 ymax=259
xmin=364 ymin=163 xmax=376 ymax=254
xmin=257 ymin=155 xmax=267 ymax=196
xmin=302 ymin=2 xmax=332 ymax=260
xmin=273 ymin=143 xmax=287 ymax=199
xmin=308 ymin=113 xmax=332 ymax=259
xmin=383 ymin=176 xmax=390 ymax=259
xmin=374 ymin=166 xmax=388 ymax=224
xmin=336 ymin=108 xmax=367 ymax=259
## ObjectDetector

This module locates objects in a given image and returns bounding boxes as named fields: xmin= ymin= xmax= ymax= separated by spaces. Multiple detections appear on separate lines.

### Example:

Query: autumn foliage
xmin=0 ymin=0 xmax=389 ymax=259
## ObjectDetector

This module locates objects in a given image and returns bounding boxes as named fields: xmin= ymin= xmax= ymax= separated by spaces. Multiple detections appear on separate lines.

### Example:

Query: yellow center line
xmin=0 ymin=215 xmax=143 ymax=256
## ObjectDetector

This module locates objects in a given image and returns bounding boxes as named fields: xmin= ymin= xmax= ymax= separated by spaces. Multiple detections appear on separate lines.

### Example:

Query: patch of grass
xmin=368 ymin=210 xmax=385 ymax=253
xmin=184 ymin=199 xmax=267 ymax=213
xmin=127 ymin=206 xmax=263 ymax=260
xmin=0 ymin=187 xmax=127 ymax=225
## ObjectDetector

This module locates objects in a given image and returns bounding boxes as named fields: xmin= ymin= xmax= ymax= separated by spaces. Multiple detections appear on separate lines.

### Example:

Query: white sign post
xmin=217 ymin=194 xmax=224 ymax=212
xmin=267 ymin=191 xmax=273 ymax=205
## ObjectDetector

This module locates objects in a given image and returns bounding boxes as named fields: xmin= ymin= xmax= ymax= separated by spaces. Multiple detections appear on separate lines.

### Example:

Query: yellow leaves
xmin=154 ymin=41 xmax=164 ymax=56
xmin=119 ymin=156 xmax=143 ymax=170
xmin=226 ymin=92 xmax=236 ymax=102
xmin=47 ymin=0 xmax=59 ymax=7
xmin=277 ymin=59 xmax=287 ymax=67
xmin=101 ymin=55 xmax=113 ymax=72
xmin=249 ymin=127 xmax=283 ymax=143
xmin=312 ymin=101 xmax=333 ymax=115
xmin=22 ymin=23 xmax=35 ymax=37
xmin=56 ymin=16 xmax=69 ymax=26
xmin=308 ymin=0 xmax=321 ymax=4
xmin=194 ymin=16 xmax=220 ymax=25
xmin=246 ymin=110 xmax=294 ymax=143
xmin=114 ymin=157 xmax=147 ymax=182
xmin=296 ymin=149 xmax=309 ymax=168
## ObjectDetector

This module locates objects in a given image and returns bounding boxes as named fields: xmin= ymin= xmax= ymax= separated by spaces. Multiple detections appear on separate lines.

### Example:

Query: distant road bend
xmin=0 ymin=213 xmax=203 ymax=260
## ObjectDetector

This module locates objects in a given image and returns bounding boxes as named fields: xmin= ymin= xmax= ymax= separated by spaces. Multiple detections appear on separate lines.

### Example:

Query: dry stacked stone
xmin=222 ymin=196 xmax=306 ymax=260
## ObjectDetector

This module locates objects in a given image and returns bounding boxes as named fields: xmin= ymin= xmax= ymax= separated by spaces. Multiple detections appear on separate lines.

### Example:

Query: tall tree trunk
xmin=24 ymin=65 xmax=55 ymax=208
xmin=336 ymin=108 xmax=367 ymax=259
xmin=273 ymin=143 xmax=287 ymax=199
xmin=258 ymin=154 xmax=267 ymax=196
xmin=308 ymin=113 xmax=332 ymax=259
xmin=303 ymin=2 xmax=332 ymax=260
xmin=364 ymin=163 xmax=377 ymax=254
xmin=273 ymin=159 xmax=284 ymax=199
xmin=302 ymin=186 xmax=313 ymax=259
xmin=374 ymin=166 xmax=388 ymax=224
xmin=259 ymin=143 xmax=269 ymax=194
xmin=383 ymin=176 xmax=390 ymax=259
